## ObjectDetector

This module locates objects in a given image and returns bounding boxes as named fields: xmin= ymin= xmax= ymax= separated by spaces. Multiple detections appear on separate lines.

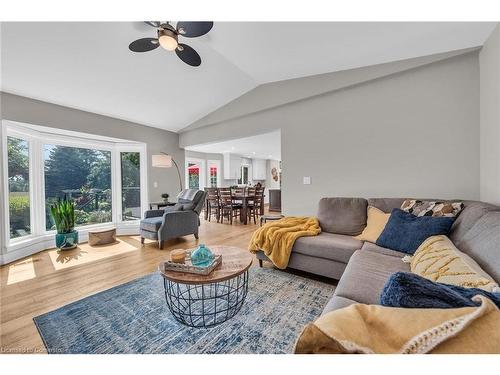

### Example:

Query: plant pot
xmin=55 ymin=230 xmax=79 ymax=250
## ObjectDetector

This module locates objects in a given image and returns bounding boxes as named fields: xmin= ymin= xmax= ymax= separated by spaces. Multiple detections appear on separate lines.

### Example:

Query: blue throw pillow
xmin=376 ymin=208 xmax=454 ymax=254
xmin=380 ymin=272 xmax=500 ymax=309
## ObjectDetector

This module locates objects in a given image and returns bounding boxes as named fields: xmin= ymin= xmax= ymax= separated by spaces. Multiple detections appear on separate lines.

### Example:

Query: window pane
xmin=209 ymin=166 xmax=217 ymax=187
xmin=44 ymin=144 xmax=112 ymax=229
xmin=121 ymin=152 xmax=141 ymax=221
xmin=188 ymin=162 xmax=200 ymax=189
xmin=7 ymin=137 xmax=30 ymax=239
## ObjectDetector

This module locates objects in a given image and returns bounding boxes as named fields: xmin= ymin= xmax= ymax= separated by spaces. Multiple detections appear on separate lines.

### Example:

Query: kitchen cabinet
xmin=223 ymin=153 xmax=242 ymax=180
xmin=252 ymin=158 xmax=266 ymax=180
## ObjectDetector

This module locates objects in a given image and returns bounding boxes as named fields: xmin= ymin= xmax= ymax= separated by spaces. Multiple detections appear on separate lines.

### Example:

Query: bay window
xmin=2 ymin=120 xmax=148 ymax=254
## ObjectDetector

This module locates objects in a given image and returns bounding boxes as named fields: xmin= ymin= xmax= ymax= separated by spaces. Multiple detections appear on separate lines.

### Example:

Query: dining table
xmin=230 ymin=193 xmax=255 ymax=225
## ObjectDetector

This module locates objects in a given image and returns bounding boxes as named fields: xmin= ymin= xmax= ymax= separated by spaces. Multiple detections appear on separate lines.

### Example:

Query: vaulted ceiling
xmin=1 ymin=22 xmax=496 ymax=132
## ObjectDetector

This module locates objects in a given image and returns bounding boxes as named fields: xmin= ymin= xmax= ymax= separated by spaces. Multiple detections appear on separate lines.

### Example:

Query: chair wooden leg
xmin=258 ymin=259 xmax=263 ymax=267
xmin=194 ymin=233 xmax=199 ymax=239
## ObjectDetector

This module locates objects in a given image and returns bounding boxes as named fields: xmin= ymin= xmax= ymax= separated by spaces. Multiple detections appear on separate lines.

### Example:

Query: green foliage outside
xmin=44 ymin=145 xmax=113 ymax=229
xmin=8 ymin=138 xmax=140 ymax=235
xmin=121 ymin=152 xmax=141 ymax=220
xmin=9 ymin=193 xmax=30 ymax=238
xmin=8 ymin=137 xmax=30 ymax=238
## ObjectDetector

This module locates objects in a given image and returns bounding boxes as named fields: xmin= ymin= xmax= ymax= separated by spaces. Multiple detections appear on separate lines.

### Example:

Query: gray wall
xmin=1 ymin=92 xmax=185 ymax=203
xmin=181 ymin=52 xmax=480 ymax=215
xmin=479 ymin=25 xmax=500 ymax=205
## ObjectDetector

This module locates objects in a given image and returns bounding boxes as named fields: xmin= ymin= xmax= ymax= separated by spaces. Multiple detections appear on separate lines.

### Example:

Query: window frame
xmin=1 ymin=120 xmax=148 ymax=251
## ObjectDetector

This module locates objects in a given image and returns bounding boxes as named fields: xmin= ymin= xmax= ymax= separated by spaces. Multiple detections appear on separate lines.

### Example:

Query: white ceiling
xmin=185 ymin=130 xmax=281 ymax=160
xmin=1 ymin=22 xmax=497 ymax=132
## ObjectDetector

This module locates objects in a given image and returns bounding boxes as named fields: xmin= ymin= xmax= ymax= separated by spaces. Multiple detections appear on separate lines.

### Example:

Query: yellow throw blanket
xmin=295 ymin=295 xmax=500 ymax=354
xmin=248 ymin=216 xmax=321 ymax=269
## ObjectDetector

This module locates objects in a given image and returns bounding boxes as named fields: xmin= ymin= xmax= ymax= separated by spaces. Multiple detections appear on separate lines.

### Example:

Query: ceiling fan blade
xmin=176 ymin=21 xmax=213 ymax=37
xmin=144 ymin=21 xmax=161 ymax=28
xmin=129 ymin=38 xmax=159 ymax=52
xmin=175 ymin=44 xmax=201 ymax=66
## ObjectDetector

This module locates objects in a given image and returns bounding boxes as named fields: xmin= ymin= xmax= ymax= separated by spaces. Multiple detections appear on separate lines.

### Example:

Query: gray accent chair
xmin=256 ymin=197 xmax=500 ymax=316
xmin=140 ymin=189 xmax=207 ymax=249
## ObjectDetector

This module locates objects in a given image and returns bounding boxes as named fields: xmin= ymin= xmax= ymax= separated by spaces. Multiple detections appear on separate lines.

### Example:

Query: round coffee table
xmin=158 ymin=246 xmax=253 ymax=328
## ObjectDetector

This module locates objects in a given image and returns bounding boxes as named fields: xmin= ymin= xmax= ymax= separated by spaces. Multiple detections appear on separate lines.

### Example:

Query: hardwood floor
xmin=0 ymin=212 xmax=267 ymax=354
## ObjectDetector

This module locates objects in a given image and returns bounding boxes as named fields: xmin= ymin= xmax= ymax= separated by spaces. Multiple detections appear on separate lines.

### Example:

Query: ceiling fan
xmin=128 ymin=21 xmax=213 ymax=67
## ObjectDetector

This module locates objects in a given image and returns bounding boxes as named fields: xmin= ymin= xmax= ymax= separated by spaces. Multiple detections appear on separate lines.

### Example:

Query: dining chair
xmin=256 ymin=187 xmax=265 ymax=215
xmin=220 ymin=188 xmax=241 ymax=224
xmin=205 ymin=187 xmax=220 ymax=222
xmin=246 ymin=188 xmax=263 ymax=224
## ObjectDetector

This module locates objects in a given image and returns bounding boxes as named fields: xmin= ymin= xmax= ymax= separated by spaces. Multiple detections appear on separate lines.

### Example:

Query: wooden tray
xmin=163 ymin=252 xmax=222 ymax=275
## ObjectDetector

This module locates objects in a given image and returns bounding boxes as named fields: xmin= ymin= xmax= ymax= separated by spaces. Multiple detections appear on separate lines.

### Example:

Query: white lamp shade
xmin=152 ymin=154 xmax=173 ymax=168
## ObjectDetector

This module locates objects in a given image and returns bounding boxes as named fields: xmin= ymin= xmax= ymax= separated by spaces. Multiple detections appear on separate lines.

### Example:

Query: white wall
xmin=180 ymin=51 xmax=481 ymax=215
xmin=479 ymin=24 xmax=500 ymax=205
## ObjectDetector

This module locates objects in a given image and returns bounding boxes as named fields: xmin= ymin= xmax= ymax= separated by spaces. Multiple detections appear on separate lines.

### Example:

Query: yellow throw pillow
xmin=354 ymin=206 xmax=390 ymax=243
xmin=411 ymin=235 xmax=499 ymax=292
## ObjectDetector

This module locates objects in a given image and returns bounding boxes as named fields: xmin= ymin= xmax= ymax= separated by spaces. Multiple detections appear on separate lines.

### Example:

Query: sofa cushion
xmin=376 ymin=209 xmax=454 ymax=254
xmin=361 ymin=241 xmax=405 ymax=258
xmin=334 ymin=250 xmax=410 ymax=304
xmin=453 ymin=211 xmax=500 ymax=283
xmin=292 ymin=232 xmax=363 ymax=263
xmin=317 ymin=197 xmax=367 ymax=235
xmin=450 ymin=201 xmax=500 ymax=244
xmin=140 ymin=216 xmax=163 ymax=232
xmin=322 ymin=296 xmax=357 ymax=315
xmin=368 ymin=198 xmax=406 ymax=213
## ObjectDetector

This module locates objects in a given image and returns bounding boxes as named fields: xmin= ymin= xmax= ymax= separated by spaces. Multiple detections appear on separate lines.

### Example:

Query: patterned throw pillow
xmin=410 ymin=235 xmax=499 ymax=292
xmin=401 ymin=199 xmax=464 ymax=217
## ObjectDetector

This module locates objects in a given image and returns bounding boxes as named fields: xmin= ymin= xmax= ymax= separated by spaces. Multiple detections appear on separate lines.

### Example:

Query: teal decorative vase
xmin=191 ymin=244 xmax=214 ymax=267
xmin=55 ymin=230 xmax=79 ymax=250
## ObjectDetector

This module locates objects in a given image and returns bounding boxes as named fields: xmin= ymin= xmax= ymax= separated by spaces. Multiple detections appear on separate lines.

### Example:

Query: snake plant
xmin=50 ymin=197 xmax=75 ymax=234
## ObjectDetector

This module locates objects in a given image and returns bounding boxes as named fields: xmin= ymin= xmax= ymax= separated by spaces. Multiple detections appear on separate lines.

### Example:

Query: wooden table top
xmin=158 ymin=245 xmax=253 ymax=285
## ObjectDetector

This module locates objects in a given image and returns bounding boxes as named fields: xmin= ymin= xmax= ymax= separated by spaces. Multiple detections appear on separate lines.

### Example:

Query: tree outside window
xmin=44 ymin=144 xmax=112 ymax=229
xmin=7 ymin=137 xmax=30 ymax=239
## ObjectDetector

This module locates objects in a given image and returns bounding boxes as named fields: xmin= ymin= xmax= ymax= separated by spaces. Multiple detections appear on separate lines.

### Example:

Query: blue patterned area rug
xmin=34 ymin=267 xmax=335 ymax=354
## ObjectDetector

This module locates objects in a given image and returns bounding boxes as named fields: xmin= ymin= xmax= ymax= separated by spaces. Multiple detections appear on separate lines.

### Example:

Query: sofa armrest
xmin=144 ymin=209 xmax=165 ymax=218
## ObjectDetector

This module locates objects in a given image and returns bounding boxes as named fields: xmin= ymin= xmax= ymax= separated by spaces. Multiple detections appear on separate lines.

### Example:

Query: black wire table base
xmin=163 ymin=270 xmax=249 ymax=328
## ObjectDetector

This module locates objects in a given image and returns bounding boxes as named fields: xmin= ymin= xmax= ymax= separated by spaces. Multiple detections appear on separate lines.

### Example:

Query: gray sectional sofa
xmin=256 ymin=197 xmax=500 ymax=314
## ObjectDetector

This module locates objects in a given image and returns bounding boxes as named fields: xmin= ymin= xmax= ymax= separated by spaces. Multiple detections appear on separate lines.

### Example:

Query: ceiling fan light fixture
xmin=158 ymin=29 xmax=178 ymax=51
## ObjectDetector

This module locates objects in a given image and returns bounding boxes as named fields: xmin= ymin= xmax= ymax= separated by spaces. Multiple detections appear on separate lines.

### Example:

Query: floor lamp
xmin=152 ymin=152 xmax=183 ymax=193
